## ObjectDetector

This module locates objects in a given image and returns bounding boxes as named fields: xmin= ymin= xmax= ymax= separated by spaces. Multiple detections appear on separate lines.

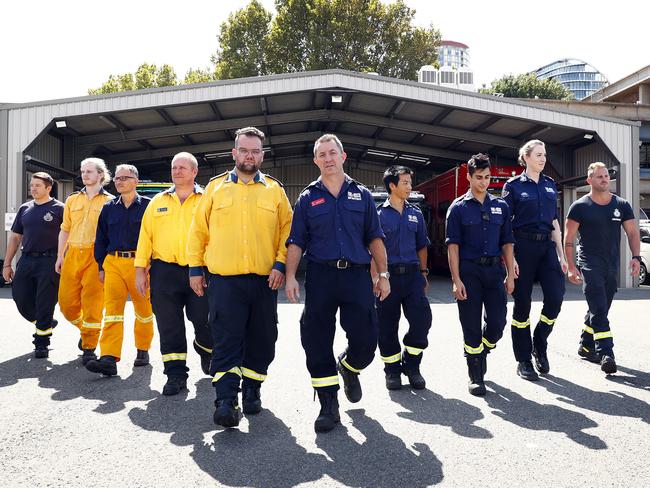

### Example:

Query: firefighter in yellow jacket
xmin=55 ymin=158 xmax=113 ymax=364
xmin=135 ymin=152 xmax=212 ymax=396
xmin=188 ymin=127 xmax=293 ymax=428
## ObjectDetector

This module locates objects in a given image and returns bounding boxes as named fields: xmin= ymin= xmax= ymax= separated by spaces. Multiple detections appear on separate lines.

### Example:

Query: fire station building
xmin=0 ymin=70 xmax=641 ymax=286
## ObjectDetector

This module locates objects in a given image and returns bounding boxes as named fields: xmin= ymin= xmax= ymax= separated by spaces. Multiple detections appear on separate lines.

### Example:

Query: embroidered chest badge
xmin=490 ymin=207 xmax=502 ymax=215
xmin=43 ymin=212 xmax=53 ymax=222
xmin=613 ymin=208 xmax=621 ymax=218
xmin=347 ymin=191 xmax=362 ymax=201
xmin=545 ymin=187 xmax=555 ymax=193
xmin=408 ymin=214 xmax=418 ymax=223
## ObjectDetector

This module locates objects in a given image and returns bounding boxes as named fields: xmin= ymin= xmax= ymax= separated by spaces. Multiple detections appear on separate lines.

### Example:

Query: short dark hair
xmin=31 ymin=172 xmax=54 ymax=187
xmin=235 ymin=126 xmax=265 ymax=146
xmin=467 ymin=153 xmax=491 ymax=175
xmin=383 ymin=165 xmax=413 ymax=193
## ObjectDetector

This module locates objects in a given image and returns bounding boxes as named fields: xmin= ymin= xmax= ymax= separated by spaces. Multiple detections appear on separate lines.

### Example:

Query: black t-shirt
xmin=11 ymin=199 xmax=65 ymax=253
xmin=566 ymin=194 xmax=634 ymax=270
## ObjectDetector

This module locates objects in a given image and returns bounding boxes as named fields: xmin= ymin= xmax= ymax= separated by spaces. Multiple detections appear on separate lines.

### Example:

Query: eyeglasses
xmin=114 ymin=176 xmax=136 ymax=182
xmin=236 ymin=148 xmax=263 ymax=157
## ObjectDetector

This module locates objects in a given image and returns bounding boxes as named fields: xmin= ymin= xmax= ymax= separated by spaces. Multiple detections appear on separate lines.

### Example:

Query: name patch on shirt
xmin=311 ymin=198 xmax=326 ymax=207
xmin=408 ymin=214 xmax=418 ymax=223
xmin=347 ymin=191 xmax=362 ymax=201
xmin=490 ymin=207 xmax=502 ymax=215
xmin=157 ymin=207 xmax=168 ymax=213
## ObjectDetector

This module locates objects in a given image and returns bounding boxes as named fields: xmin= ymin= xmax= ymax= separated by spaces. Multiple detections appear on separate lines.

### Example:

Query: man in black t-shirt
xmin=3 ymin=173 xmax=65 ymax=358
xmin=564 ymin=163 xmax=640 ymax=375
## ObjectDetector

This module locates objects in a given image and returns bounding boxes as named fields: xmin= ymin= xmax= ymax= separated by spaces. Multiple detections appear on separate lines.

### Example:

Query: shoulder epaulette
xmin=209 ymin=171 xmax=229 ymax=182
xmin=505 ymin=175 xmax=518 ymax=184
xmin=264 ymin=174 xmax=284 ymax=187
xmin=543 ymin=174 xmax=556 ymax=183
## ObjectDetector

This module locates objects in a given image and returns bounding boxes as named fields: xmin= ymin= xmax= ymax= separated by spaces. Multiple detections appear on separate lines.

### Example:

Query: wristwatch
xmin=632 ymin=255 xmax=642 ymax=262
xmin=420 ymin=268 xmax=429 ymax=275
xmin=378 ymin=271 xmax=390 ymax=280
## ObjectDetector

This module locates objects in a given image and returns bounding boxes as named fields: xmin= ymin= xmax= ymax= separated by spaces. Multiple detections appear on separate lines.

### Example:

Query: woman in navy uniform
xmin=501 ymin=140 xmax=567 ymax=380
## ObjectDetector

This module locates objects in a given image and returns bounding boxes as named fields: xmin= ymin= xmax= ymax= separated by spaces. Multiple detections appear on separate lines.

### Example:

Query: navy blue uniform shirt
xmin=567 ymin=194 xmax=634 ymax=271
xmin=95 ymin=193 xmax=150 ymax=270
xmin=11 ymin=198 xmax=65 ymax=253
xmin=445 ymin=191 xmax=515 ymax=260
xmin=378 ymin=199 xmax=430 ymax=265
xmin=502 ymin=172 xmax=558 ymax=233
xmin=287 ymin=175 xmax=385 ymax=264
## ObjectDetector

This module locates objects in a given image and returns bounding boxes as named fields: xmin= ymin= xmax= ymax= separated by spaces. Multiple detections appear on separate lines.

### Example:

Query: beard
xmin=236 ymin=161 xmax=260 ymax=175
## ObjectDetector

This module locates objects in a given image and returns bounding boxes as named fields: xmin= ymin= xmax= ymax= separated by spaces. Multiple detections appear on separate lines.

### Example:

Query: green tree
xmin=156 ymin=64 xmax=178 ymax=87
xmin=211 ymin=0 xmax=272 ymax=80
xmin=479 ymin=73 xmax=574 ymax=100
xmin=183 ymin=68 xmax=215 ymax=85
xmin=212 ymin=0 xmax=440 ymax=81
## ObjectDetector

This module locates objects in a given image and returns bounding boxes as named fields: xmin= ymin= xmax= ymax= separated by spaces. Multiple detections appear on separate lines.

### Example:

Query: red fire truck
xmin=416 ymin=163 xmax=521 ymax=271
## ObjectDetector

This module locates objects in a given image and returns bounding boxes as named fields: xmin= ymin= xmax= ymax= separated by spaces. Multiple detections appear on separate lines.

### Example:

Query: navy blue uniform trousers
xmin=579 ymin=264 xmax=617 ymax=358
xmin=377 ymin=270 xmax=432 ymax=373
xmin=511 ymin=238 xmax=565 ymax=361
xmin=457 ymin=261 xmax=507 ymax=356
xmin=208 ymin=274 xmax=278 ymax=399
xmin=300 ymin=261 xmax=378 ymax=393
xmin=149 ymin=259 xmax=212 ymax=378
xmin=12 ymin=254 xmax=59 ymax=347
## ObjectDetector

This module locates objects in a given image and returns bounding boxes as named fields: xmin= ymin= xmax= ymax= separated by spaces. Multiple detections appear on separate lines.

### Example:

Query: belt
xmin=388 ymin=264 xmax=419 ymax=275
xmin=515 ymin=231 xmax=550 ymax=241
xmin=464 ymin=256 xmax=502 ymax=266
xmin=114 ymin=251 xmax=137 ymax=258
xmin=325 ymin=259 xmax=370 ymax=270
xmin=24 ymin=251 xmax=57 ymax=257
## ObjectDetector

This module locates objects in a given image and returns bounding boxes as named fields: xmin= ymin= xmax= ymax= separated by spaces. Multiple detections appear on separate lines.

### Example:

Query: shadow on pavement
xmin=540 ymin=374 xmax=649 ymax=424
xmin=484 ymin=381 xmax=607 ymax=450
xmin=606 ymin=365 xmax=650 ymax=392
xmin=129 ymin=383 xmax=444 ymax=487
xmin=315 ymin=408 xmax=444 ymax=487
xmin=0 ymin=353 xmax=157 ymax=414
xmin=0 ymin=353 xmax=53 ymax=388
xmin=389 ymin=388 xmax=492 ymax=439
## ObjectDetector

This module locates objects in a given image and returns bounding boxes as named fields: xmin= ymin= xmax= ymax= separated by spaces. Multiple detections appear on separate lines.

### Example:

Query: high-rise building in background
xmin=534 ymin=59 xmax=608 ymax=100
xmin=418 ymin=40 xmax=474 ymax=92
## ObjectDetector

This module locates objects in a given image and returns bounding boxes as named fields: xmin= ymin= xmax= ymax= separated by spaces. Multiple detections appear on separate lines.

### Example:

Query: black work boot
xmin=385 ymin=372 xmax=402 ymax=390
xmin=133 ymin=350 xmax=150 ymax=367
xmin=34 ymin=345 xmax=49 ymax=359
xmin=480 ymin=350 xmax=488 ymax=376
xmin=532 ymin=346 xmax=550 ymax=375
xmin=81 ymin=349 xmax=97 ymax=366
xmin=162 ymin=375 xmax=187 ymax=396
xmin=200 ymin=353 xmax=211 ymax=376
xmin=600 ymin=355 xmax=617 ymax=375
xmin=404 ymin=368 xmax=426 ymax=390
xmin=86 ymin=355 xmax=117 ymax=376
xmin=466 ymin=356 xmax=486 ymax=396
xmin=314 ymin=390 xmax=340 ymax=433
xmin=516 ymin=360 xmax=539 ymax=381
xmin=337 ymin=353 xmax=362 ymax=403
xmin=242 ymin=385 xmax=262 ymax=415
xmin=578 ymin=345 xmax=600 ymax=363
xmin=213 ymin=398 xmax=242 ymax=428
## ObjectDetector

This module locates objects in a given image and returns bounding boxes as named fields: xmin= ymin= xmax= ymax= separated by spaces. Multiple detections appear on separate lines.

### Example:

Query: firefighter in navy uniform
xmin=188 ymin=127 xmax=293 ymax=428
xmin=285 ymin=133 xmax=390 ymax=433
xmin=446 ymin=154 xmax=515 ymax=396
xmin=374 ymin=165 xmax=432 ymax=391
xmin=501 ymin=140 xmax=567 ymax=380
xmin=3 ymin=172 xmax=64 ymax=358
xmin=564 ymin=162 xmax=640 ymax=375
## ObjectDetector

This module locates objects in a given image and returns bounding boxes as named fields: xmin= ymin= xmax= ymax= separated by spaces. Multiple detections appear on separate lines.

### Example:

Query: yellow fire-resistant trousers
xmin=100 ymin=254 xmax=154 ymax=360
xmin=58 ymin=246 xmax=104 ymax=349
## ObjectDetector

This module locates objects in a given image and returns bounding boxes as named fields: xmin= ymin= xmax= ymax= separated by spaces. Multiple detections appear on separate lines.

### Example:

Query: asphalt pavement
xmin=0 ymin=277 xmax=649 ymax=487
